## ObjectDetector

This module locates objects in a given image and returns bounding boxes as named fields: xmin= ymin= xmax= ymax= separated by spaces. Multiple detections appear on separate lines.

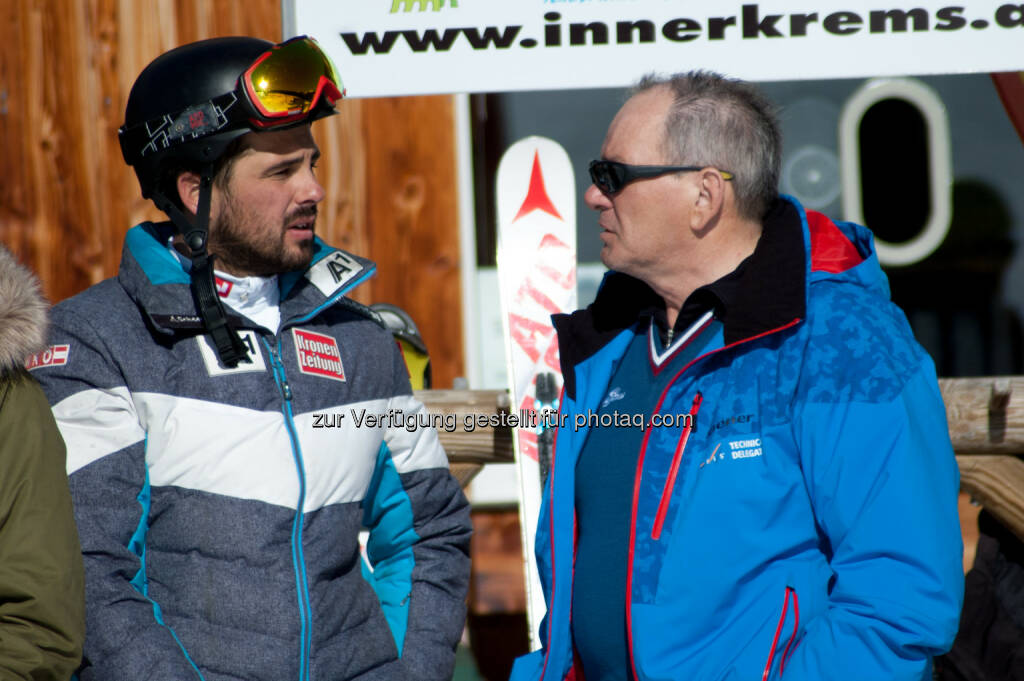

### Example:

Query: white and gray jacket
xmin=34 ymin=222 xmax=471 ymax=681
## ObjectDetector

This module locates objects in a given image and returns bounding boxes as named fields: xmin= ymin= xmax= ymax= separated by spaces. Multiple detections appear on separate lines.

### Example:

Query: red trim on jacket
xmin=652 ymin=392 xmax=704 ymax=540
xmin=807 ymin=210 xmax=863 ymax=274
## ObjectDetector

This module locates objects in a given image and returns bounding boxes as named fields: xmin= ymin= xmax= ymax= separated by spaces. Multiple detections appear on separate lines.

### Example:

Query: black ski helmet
xmin=119 ymin=35 xmax=340 ymax=206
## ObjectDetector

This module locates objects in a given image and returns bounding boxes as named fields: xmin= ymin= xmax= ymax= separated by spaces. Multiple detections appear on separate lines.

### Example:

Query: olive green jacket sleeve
xmin=0 ymin=371 xmax=85 ymax=681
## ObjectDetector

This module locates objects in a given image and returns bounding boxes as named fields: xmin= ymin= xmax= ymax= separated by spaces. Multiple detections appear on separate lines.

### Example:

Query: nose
xmin=299 ymin=166 xmax=325 ymax=205
xmin=584 ymin=182 xmax=611 ymax=211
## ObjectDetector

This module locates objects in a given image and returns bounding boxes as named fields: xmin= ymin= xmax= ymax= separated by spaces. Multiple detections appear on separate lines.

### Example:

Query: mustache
xmin=286 ymin=206 xmax=318 ymax=226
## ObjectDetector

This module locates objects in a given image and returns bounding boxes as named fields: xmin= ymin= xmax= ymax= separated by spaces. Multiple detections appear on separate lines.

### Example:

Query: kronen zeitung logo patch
xmin=293 ymin=329 xmax=346 ymax=382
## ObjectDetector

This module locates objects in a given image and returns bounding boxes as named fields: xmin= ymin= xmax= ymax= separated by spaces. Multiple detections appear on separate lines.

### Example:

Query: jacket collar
xmin=117 ymin=222 xmax=376 ymax=335
xmin=554 ymin=196 xmax=846 ymax=398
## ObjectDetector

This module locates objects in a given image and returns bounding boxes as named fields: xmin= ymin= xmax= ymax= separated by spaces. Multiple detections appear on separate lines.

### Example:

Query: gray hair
xmin=631 ymin=71 xmax=781 ymax=220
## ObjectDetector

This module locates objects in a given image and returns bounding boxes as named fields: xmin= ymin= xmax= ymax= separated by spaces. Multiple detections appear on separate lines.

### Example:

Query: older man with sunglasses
xmin=510 ymin=71 xmax=963 ymax=681
xmin=33 ymin=37 xmax=471 ymax=681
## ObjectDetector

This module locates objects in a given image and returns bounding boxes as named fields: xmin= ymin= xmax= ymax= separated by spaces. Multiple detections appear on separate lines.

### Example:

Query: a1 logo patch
xmin=292 ymin=328 xmax=346 ymax=382
xmin=25 ymin=344 xmax=70 ymax=370
xmin=197 ymin=329 xmax=267 ymax=376
xmin=305 ymin=250 xmax=363 ymax=297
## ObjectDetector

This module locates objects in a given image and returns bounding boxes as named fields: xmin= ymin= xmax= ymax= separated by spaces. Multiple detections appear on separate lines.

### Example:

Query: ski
xmin=495 ymin=135 xmax=577 ymax=650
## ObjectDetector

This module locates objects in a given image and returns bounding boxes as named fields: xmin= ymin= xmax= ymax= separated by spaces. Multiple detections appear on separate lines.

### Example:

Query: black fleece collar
xmin=554 ymin=198 xmax=806 ymax=399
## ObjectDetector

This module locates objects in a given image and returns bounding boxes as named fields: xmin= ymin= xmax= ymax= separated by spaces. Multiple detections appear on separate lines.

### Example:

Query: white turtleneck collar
xmin=168 ymin=241 xmax=281 ymax=333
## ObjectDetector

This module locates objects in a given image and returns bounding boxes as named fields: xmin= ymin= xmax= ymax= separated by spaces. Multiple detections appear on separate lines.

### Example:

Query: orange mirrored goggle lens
xmin=243 ymin=37 xmax=344 ymax=119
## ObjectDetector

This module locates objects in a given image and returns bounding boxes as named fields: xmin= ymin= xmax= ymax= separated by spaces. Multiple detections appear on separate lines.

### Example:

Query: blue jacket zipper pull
xmin=267 ymin=345 xmax=293 ymax=401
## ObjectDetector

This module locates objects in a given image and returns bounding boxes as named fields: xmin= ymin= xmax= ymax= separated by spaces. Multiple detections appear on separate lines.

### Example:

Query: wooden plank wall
xmin=0 ymin=0 xmax=465 ymax=387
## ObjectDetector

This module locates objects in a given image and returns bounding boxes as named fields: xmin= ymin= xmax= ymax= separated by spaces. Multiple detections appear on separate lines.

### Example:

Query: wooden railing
xmin=417 ymin=389 xmax=514 ymax=488
xmin=422 ymin=377 xmax=1024 ymax=542
xmin=940 ymin=377 xmax=1024 ymax=541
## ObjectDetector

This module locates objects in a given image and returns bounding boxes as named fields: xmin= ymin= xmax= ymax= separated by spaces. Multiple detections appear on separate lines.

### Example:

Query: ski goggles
xmin=589 ymin=160 xmax=733 ymax=196
xmin=241 ymin=35 xmax=344 ymax=128
xmin=120 ymin=36 xmax=344 ymax=164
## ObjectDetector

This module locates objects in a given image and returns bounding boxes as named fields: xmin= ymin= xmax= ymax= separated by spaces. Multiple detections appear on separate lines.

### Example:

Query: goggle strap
xmin=119 ymin=93 xmax=240 ymax=165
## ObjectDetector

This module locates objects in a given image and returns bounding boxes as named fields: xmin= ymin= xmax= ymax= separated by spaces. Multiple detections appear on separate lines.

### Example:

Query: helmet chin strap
xmin=155 ymin=164 xmax=249 ymax=368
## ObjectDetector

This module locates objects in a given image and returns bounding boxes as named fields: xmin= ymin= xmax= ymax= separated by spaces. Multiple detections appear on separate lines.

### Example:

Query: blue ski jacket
xmin=33 ymin=222 xmax=471 ymax=681
xmin=510 ymin=197 xmax=964 ymax=681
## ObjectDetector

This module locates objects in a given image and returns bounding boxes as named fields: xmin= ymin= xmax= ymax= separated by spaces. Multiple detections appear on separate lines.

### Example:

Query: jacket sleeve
xmin=787 ymin=354 xmax=964 ymax=681
xmin=0 ymin=373 xmax=85 ymax=681
xmin=34 ymin=308 xmax=204 ymax=681
xmin=359 ymin=349 xmax=471 ymax=681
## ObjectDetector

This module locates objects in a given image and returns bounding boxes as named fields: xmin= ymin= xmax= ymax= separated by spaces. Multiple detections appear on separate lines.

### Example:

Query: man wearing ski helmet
xmin=34 ymin=35 xmax=471 ymax=681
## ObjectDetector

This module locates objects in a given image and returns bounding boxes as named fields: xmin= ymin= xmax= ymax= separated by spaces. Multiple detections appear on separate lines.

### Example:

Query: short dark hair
xmin=632 ymin=71 xmax=781 ymax=220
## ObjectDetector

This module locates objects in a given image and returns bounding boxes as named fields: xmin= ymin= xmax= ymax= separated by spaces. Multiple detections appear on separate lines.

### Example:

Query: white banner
xmin=286 ymin=1 xmax=1024 ymax=98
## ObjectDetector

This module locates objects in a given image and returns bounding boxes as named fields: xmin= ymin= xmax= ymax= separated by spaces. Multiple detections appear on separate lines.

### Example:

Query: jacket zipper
xmin=762 ymin=586 xmax=800 ymax=680
xmin=780 ymin=587 xmax=801 ymax=675
xmin=624 ymin=317 xmax=803 ymax=680
xmin=263 ymin=338 xmax=313 ymax=681
xmin=651 ymin=392 xmax=703 ymax=540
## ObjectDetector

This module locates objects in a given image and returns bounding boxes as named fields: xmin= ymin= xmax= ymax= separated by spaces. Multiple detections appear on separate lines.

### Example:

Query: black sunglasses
xmin=588 ymin=160 xmax=734 ymax=196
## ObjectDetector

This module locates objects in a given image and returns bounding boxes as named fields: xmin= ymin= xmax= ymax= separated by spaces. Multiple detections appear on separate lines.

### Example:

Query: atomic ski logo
xmin=514 ymin=151 xmax=563 ymax=222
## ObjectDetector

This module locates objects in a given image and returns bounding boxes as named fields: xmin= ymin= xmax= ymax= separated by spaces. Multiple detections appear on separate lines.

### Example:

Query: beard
xmin=207 ymin=193 xmax=317 ymax=277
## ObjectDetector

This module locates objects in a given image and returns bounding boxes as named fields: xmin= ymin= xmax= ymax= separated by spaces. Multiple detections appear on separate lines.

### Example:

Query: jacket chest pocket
xmin=652 ymin=392 xmax=703 ymax=540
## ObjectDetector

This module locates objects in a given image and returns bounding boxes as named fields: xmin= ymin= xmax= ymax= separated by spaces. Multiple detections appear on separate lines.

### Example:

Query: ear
xmin=176 ymin=170 xmax=202 ymax=216
xmin=689 ymin=168 xmax=728 ymax=232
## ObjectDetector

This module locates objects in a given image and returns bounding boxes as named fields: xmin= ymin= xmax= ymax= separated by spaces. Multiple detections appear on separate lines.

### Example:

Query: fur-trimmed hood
xmin=0 ymin=246 xmax=49 ymax=373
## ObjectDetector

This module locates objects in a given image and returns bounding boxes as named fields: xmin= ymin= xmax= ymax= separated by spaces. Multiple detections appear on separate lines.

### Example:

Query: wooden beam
xmin=423 ymin=381 xmax=1024 ymax=542
xmin=417 ymin=389 xmax=514 ymax=465
xmin=939 ymin=376 xmax=1024 ymax=454
xmin=938 ymin=377 xmax=1024 ymax=541
xmin=424 ymin=379 xmax=1024 ymax=461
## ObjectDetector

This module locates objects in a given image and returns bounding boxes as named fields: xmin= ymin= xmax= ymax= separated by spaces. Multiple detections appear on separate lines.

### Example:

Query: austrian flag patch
xmin=214 ymin=276 xmax=233 ymax=298
xmin=292 ymin=329 xmax=345 ymax=382
xmin=25 ymin=344 xmax=70 ymax=370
